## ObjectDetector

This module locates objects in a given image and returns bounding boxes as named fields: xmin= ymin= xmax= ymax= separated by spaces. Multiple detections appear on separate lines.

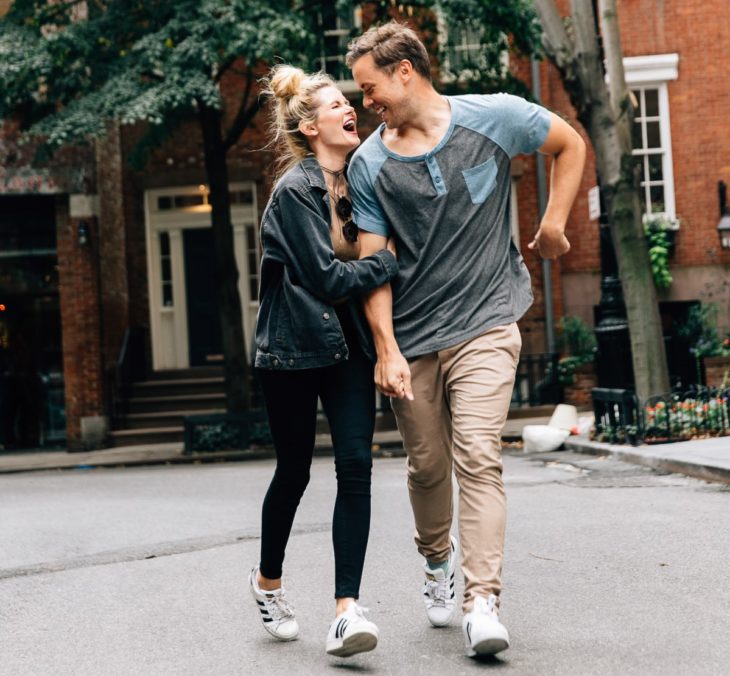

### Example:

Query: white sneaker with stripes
xmin=462 ymin=594 xmax=510 ymax=657
xmin=249 ymin=566 xmax=299 ymax=641
xmin=325 ymin=602 xmax=379 ymax=657
xmin=422 ymin=534 xmax=457 ymax=627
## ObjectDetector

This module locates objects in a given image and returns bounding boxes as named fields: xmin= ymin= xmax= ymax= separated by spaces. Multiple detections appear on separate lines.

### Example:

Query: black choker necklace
xmin=320 ymin=163 xmax=347 ymax=177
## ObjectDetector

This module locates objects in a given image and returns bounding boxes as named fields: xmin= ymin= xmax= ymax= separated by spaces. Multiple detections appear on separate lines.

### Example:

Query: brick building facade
xmin=1 ymin=1 xmax=727 ymax=450
xmin=543 ymin=0 xmax=730 ymax=326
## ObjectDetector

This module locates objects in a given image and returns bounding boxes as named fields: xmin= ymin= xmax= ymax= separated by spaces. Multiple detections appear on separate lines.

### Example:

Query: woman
xmin=248 ymin=65 xmax=398 ymax=658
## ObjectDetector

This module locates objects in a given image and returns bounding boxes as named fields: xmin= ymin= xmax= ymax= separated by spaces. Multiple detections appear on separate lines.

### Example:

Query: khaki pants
xmin=391 ymin=323 xmax=521 ymax=611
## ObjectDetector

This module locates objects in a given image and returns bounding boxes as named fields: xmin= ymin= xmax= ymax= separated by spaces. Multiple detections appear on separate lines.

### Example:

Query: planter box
xmin=702 ymin=356 xmax=730 ymax=388
xmin=563 ymin=363 xmax=597 ymax=408
xmin=183 ymin=410 xmax=270 ymax=454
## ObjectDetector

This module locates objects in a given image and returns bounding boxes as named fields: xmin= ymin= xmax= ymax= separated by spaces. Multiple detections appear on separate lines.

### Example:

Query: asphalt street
xmin=1 ymin=450 xmax=728 ymax=675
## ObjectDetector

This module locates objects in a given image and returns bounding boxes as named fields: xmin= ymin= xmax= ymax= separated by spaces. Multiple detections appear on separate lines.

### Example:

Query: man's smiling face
xmin=351 ymin=53 xmax=410 ymax=129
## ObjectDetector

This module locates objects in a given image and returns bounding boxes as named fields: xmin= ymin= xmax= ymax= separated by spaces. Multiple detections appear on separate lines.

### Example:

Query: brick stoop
xmin=107 ymin=367 xmax=227 ymax=447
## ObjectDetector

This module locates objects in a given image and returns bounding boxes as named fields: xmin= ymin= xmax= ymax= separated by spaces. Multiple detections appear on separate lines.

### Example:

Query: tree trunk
xmin=534 ymin=0 xmax=670 ymax=400
xmin=597 ymin=0 xmax=669 ymax=399
xmin=198 ymin=102 xmax=251 ymax=412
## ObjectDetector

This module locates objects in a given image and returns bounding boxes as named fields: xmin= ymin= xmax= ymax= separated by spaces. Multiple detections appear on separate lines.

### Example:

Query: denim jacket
xmin=254 ymin=157 xmax=399 ymax=370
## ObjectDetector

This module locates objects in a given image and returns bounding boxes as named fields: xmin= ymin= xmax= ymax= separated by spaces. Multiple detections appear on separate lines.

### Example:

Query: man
xmin=345 ymin=22 xmax=585 ymax=657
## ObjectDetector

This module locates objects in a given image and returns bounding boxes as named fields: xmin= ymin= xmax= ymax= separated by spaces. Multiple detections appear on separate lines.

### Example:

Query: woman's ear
xmin=298 ymin=119 xmax=318 ymax=138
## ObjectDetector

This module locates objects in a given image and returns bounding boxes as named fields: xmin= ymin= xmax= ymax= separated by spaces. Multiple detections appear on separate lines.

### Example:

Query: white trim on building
xmin=623 ymin=54 xmax=679 ymax=219
xmin=144 ymin=183 xmax=259 ymax=370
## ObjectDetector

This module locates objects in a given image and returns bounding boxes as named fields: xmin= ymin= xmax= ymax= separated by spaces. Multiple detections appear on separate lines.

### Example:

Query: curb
xmin=565 ymin=437 xmax=730 ymax=485
xmin=0 ymin=438 xmax=407 ymax=475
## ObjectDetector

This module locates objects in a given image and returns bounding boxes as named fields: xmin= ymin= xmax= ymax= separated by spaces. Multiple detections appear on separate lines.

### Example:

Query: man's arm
xmin=527 ymin=112 xmax=587 ymax=259
xmin=359 ymin=231 xmax=413 ymax=400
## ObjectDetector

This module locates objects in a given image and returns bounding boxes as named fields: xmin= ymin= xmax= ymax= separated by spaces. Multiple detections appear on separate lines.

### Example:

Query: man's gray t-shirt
xmin=348 ymin=93 xmax=551 ymax=359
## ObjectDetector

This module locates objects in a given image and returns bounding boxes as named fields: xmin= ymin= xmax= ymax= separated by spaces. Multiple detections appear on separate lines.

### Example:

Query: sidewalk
xmin=5 ymin=416 xmax=727 ymax=484
xmin=565 ymin=434 xmax=730 ymax=484
xmin=0 ymin=414 xmax=550 ymax=474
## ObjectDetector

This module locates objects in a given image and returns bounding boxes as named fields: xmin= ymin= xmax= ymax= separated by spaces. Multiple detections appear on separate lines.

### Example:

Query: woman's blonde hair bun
xmin=268 ymin=65 xmax=306 ymax=100
xmin=262 ymin=64 xmax=337 ymax=180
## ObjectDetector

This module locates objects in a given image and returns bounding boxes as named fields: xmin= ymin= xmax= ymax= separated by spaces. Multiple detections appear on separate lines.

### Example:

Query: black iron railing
xmin=592 ymin=385 xmax=730 ymax=445
xmin=512 ymin=352 xmax=561 ymax=407
xmin=106 ymin=327 xmax=146 ymax=428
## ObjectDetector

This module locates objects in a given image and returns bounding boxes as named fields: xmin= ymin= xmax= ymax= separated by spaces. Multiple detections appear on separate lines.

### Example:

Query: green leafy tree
xmin=0 ymin=0 xmax=320 ymax=413
xmin=432 ymin=0 xmax=541 ymax=95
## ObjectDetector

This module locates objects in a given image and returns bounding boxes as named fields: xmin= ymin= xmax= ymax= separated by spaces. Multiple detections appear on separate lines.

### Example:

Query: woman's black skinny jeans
xmin=256 ymin=330 xmax=374 ymax=599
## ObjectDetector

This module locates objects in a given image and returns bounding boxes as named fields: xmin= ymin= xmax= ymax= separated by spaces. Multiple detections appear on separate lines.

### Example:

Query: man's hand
xmin=528 ymin=223 xmax=571 ymax=259
xmin=531 ymin=113 xmax=585 ymax=260
xmin=375 ymin=349 xmax=414 ymax=400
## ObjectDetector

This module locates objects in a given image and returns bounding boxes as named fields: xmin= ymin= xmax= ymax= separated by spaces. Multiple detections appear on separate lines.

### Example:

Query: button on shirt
xmin=348 ymin=94 xmax=551 ymax=359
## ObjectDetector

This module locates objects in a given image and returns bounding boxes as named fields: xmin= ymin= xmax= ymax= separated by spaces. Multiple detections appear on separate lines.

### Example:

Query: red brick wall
xmin=96 ymin=126 xmax=130 ymax=373
xmin=0 ymin=120 xmax=102 ymax=447
xmin=537 ymin=0 xmax=730 ymax=280
xmin=56 ymin=205 xmax=104 ymax=446
xmin=514 ymin=0 xmax=730 ymax=335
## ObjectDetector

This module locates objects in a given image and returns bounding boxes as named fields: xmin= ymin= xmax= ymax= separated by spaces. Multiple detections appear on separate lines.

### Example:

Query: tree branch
xmin=571 ymin=0 xmax=599 ymax=63
xmin=533 ymin=0 xmax=573 ymax=68
xmin=214 ymin=56 xmax=237 ymax=84
xmin=223 ymin=68 xmax=260 ymax=151
xmin=598 ymin=0 xmax=630 ymax=120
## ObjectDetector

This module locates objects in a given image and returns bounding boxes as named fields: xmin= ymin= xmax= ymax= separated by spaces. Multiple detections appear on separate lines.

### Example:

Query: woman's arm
xmin=267 ymin=185 xmax=398 ymax=302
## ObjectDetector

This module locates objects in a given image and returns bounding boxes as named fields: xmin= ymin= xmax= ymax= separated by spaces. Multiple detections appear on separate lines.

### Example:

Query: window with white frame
xmin=316 ymin=2 xmax=361 ymax=92
xmin=624 ymin=54 xmax=678 ymax=219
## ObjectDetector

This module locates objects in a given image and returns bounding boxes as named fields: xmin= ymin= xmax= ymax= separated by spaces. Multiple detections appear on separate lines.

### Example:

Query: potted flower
xmin=681 ymin=303 xmax=730 ymax=387
xmin=677 ymin=303 xmax=730 ymax=388
xmin=557 ymin=316 xmax=597 ymax=407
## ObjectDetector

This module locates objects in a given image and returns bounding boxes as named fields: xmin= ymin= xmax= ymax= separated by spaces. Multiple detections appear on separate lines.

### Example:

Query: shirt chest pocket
xmin=461 ymin=156 xmax=498 ymax=205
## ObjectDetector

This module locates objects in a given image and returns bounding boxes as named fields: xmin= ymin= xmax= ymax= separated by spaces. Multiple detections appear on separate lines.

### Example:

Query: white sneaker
xmin=249 ymin=566 xmax=299 ymax=641
xmin=462 ymin=594 xmax=510 ymax=657
xmin=325 ymin=602 xmax=379 ymax=657
xmin=422 ymin=535 xmax=457 ymax=627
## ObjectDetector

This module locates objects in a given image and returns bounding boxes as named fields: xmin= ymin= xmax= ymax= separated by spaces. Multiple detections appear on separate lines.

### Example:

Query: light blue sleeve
xmin=455 ymin=93 xmax=552 ymax=158
xmin=348 ymin=152 xmax=392 ymax=238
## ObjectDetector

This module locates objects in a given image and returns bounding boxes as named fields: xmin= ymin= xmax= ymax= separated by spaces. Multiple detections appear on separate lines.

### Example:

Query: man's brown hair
xmin=346 ymin=21 xmax=431 ymax=81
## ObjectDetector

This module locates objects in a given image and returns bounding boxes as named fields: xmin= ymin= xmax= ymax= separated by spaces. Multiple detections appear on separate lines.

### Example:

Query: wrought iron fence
xmin=592 ymin=387 xmax=642 ymax=445
xmin=512 ymin=353 xmax=561 ymax=407
xmin=592 ymin=385 xmax=730 ymax=445
xmin=643 ymin=387 xmax=730 ymax=443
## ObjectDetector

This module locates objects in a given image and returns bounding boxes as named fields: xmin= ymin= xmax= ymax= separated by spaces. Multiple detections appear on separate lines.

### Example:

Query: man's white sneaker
xmin=422 ymin=535 xmax=457 ymax=627
xmin=325 ymin=602 xmax=379 ymax=657
xmin=249 ymin=566 xmax=299 ymax=641
xmin=462 ymin=594 xmax=510 ymax=657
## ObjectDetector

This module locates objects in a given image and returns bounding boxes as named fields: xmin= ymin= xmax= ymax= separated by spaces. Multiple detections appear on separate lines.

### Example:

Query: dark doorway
xmin=183 ymin=228 xmax=223 ymax=366
xmin=0 ymin=196 xmax=65 ymax=450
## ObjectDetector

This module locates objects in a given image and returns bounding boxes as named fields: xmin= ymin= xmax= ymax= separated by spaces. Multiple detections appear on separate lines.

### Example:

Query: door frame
xmin=144 ymin=183 xmax=259 ymax=370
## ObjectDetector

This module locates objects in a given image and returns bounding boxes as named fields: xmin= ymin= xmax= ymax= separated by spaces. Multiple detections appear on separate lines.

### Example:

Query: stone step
xmin=129 ymin=377 xmax=225 ymax=399
xmin=146 ymin=367 xmax=224 ymax=381
xmin=121 ymin=409 xmax=227 ymax=430
xmin=127 ymin=393 xmax=226 ymax=414
xmin=107 ymin=426 xmax=184 ymax=447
